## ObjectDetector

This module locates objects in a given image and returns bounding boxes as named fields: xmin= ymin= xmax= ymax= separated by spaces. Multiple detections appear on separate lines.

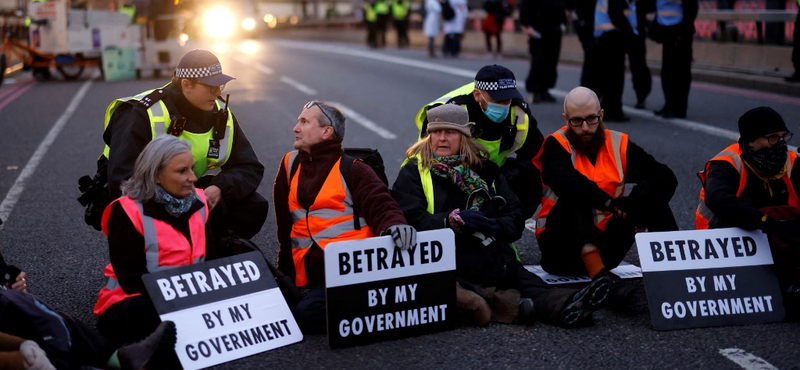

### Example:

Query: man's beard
xmin=566 ymin=122 xmax=606 ymax=156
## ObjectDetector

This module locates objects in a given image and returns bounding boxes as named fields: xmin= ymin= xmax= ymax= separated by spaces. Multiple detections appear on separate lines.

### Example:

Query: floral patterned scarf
xmin=429 ymin=154 xmax=490 ymax=210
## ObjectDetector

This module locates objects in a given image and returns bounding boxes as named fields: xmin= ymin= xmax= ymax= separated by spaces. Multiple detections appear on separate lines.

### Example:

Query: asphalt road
xmin=1 ymin=37 xmax=799 ymax=369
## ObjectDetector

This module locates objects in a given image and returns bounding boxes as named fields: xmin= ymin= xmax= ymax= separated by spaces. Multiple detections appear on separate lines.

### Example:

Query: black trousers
xmin=626 ymin=32 xmax=652 ymax=103
xmin=526 ymin=28 xmax=562 ymax=94
xmin=394 ymin=19 xmax=409 ymax=47
xmin=660 ymin=36 xmax=693 ymax=116
xmin=443 ymin=33 xmax=462 ymax=57
xmin=597 ymin=31 xmax=627 ymax=116
xmin=793 ymin=9 xmax=800 ymax=73
xmin=366 ymin=21 xmax=377 ymax=48
xmin=579 ymin=33 xmax=602 ymax=94
xmin=538 ymin=199 xmax=678 ymax=276
xmin=0 ymin=291 xmax=116 ymax=369
xmin=376 ymin=15 xmax=389 ymax=47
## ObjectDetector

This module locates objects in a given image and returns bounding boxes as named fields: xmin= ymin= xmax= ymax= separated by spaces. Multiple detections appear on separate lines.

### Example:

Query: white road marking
xmin=254 ymin=63 xmax=274 ymax=75
xmin=720 ymin=348 xmax=779 ymax=370
xmin=331 ymin=101 xmax=397 ymax=140
xmin=0 ymin=80 xmax=93 ymax=229
xmin=280 ymin=76 xmax=318 ymax=96
xmin=274 ymin=40 xmax=798 ymax=152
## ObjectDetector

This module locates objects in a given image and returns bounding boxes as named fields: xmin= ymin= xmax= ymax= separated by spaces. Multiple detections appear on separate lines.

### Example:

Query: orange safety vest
xmin=283 ymin=151 xmax=373 ymax=287
xmin=695 ymin=143 xmax=799 ymax=229
xmin=94 ymin=189 xmax=208 ymax=316
xmin=532 ymin=126 xmax=628 ymax=239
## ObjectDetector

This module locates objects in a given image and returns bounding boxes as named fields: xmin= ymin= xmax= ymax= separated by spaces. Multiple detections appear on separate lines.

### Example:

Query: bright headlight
xmin=241 ymin=17 xmax=256 ymax=31
xmin=203 ymin=7 xmax=237 ymax=39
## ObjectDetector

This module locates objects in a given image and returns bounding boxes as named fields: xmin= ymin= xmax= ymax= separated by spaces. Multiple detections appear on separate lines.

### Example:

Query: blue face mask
xmin=480 ymin=93 xmax=510 ymax=123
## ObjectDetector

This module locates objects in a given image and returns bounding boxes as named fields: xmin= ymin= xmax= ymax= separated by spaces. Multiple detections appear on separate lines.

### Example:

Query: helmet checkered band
xmin=474 ymin=78 xmax=516 ymax=91
xmin=175 ymin=64 xmax=223 ymax=79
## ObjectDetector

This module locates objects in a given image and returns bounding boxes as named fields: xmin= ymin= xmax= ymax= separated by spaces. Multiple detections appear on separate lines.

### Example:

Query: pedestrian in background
xmin=786 ymin=0 xmax=800 ymax=82
xmin=626 ymin=0 xmax=652 ymax=108
xmin=593 ymin=0 xmax=635 ymax=122
xmin=392 ymin=0 xmax=411 ymax=47
xmin=442 ymin=0 xmax=468 ymax=58
xmin=567 ymin=0 xmax=602 ymax=95
xmin=481 ymin=0 xmax=512 ymax=58
xmin=424 ymin=0 xmax=443 ymax=57
xmin=375 ymin=0 xmax=391 ymax=48
xmin=649 ymin=0 xmax=698 ymax=119
xmin=364 ymin=0 xmax=379 ymax=48
xmin=519 ymin=0 xmax=566 ymax=103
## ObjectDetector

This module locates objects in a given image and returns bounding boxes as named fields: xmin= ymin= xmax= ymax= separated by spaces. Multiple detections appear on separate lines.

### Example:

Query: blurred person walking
xmin=519 ymin=0 xmax=567 ymax=103
xmin=424 ymin=0 xmax=443 ymax=57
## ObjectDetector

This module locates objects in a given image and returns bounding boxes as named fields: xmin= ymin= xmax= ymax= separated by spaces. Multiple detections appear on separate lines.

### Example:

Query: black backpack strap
xmin=339 ymin=154 xmax=362 ymax=230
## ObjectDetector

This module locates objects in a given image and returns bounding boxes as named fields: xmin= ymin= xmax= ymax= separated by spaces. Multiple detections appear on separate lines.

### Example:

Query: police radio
xmin=207 ymin=94 xmax=229 ymax=159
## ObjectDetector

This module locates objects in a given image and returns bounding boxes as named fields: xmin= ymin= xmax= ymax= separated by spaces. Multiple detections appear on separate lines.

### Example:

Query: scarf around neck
xmin=155 ymin=186 xmax=197 ymax=217
xmin=429 ymin=154 xmax=490 ymax=210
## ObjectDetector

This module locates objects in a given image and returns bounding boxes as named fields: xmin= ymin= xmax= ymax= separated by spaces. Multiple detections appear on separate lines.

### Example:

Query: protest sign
xmin=143 ymin=251 xmax=302 ymax=370
xmin=635 ymin=228 xmax=784 ymax=330
xmin=324 ymin=229 xmax=457 ymax=349
xmin=524 ymin=262 xmax=642 ymax=285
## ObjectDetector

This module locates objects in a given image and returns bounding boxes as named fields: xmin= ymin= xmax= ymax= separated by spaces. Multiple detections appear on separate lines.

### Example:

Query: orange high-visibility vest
xmin=695 ymin=143 xmax=799 ymax=229
xmin=283 ymin=151 xmax=373 ymax=287
xmin=532 ymin=126 xmax=628 ymax=239
xmin=94 ymin=189 xmax=208 ymax=316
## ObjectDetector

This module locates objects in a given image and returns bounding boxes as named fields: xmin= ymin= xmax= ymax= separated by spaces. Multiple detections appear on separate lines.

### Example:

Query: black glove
xmin=382 ymin=224 xmax=417 ymax=250
xmin=484 ymin=218 xmax=503 ymax=238
xmin=763 ymin=217 xmax=800 ymax=246
xmin=607 ymin=196 xmax=639 ymax=220
xmin=459 ymin=209 xmax=490 ymax=234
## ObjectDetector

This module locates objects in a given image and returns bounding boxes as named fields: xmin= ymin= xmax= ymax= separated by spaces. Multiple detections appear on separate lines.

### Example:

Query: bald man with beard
xmin=532 ymin=87 xmax=678 ymax=301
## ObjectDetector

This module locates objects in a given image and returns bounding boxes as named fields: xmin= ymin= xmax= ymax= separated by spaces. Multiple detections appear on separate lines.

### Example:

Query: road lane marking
xmin=279 ymin=76 xmax=318 ymax=95
xmin=331 ymin=101 xmax=397 ymax=140
xmin=0 ymin=80 xmax=93 ymax=228
xmin=720 ymin=348 xmax=779 ymax=370
xmin=255 ymin=63 xmax=274 ymax=75
xmin=0 ymin=79 xmax=35 ymax=113
xmin=274 ymin=40 xmax=798 ymax=152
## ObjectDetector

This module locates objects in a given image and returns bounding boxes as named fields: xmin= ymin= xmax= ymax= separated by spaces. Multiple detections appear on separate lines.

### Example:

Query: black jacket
xmin=704 ymin=158 xmax=800 ymax=230
xmin=392 ymin=158 xmax=524 ymax=281
xmin=104 ymin=84 xmax=264 ymax=203
xmin=539 ymin=134 xmax=678 ymax=212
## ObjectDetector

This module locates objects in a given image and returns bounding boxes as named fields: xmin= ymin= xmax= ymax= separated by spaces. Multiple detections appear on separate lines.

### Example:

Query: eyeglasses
xmin=305 ymin=101 xmax=334 ymax=126
xmin=763 ymin=132 xmax=793 ymax=145
xmin=566 ymin=111 xmax=602 ymax=127
xmin=198 ymin=82 xmax=225 ymax=94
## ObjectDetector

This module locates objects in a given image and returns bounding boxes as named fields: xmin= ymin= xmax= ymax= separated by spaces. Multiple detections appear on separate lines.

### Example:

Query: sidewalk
xmin=275 ymin=27 xmax=800 ymax=97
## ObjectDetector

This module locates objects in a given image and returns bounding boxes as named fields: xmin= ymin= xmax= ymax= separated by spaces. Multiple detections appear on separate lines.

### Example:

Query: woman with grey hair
xmin=94 ymin=136 xmax=209 ymax=360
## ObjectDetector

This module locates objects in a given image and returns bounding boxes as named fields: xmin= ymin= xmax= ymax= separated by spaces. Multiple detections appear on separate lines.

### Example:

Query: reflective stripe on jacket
xmin=695 ymin=144 xmax=799 ymax=229
xmin=102 ymin=85 xmax=235 ymax=178
xmin=532 ymin=127 xmax=628 ymax=239
xmin=656 ymin=0 xmax=683 ymax=26
xmin=283 ymin=151 xmax=373 ymax=287
xmin=625 ymin=0 xmax=639 ymax=35
xmin=415 ymin=82 xmax=528 ymax=166
xmin=94 ymin=189 xmax=208 ymax=316
xmin=392 ymin=0 xmax=411 ymax=19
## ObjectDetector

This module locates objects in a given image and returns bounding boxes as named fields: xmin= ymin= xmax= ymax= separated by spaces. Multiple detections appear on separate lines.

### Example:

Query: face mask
xmin=480 ymin=92 xmax=510 ymax=123
xmin=743 ymin=141 xmax=788 ymax=177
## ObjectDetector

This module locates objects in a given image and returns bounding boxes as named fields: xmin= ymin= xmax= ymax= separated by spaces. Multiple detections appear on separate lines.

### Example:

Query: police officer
xmin=519 ymin=0 xmax=567 ymax=104
xmin=649 ymin=0 xmax=698 ymax=118
xmin=415 ymin=65 xmax=544 ymax=218
xmin=392 ymin=0 xmax=411 ymax=47
xmin=626 ymin=0 xmax=652 ymax=109
xmin=593 ymin=0 xmax=636 ymax=121
xmin=102 ymin=49 xmax=268 ymax=241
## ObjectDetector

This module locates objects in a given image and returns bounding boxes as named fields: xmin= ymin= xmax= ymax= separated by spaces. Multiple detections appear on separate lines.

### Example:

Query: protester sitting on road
xmin=0 ymin=250 xmax=175 ymax=370
xmin=416 ymin=64 xmax=545 ymax=219
xmin=533 ymin=86 xmax=678 ymax=304
xmin=393 ymin=104 xmax=614 ymax=327
xmin=696 ymin=106 xmax=800 ymax=315
xmin=94 ymin=136 xmax=207 ymax=365
xmin=98 ymin=49 xmax=268 ymax=241
xmin=274 ymin=101 xmax=417 ymax=334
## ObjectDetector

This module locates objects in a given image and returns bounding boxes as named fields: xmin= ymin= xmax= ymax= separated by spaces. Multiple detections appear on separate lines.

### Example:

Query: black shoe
xmin=557 ymin=274 xmax=615 ymax=328
xmin=531 ymin=92 xmax=543 ymax=104
xmin=654 ymin=107 xmax=666 ymax=116
xmin=785 ymin=74 xmax=800 ymax=82
xmin=604 ymin=113 xmax=631 ymax=122
xmin=517 ymin=298 xmax=537 ymax=325
xmin=607 ymin=280 xmax=641 ymax=313
xmin=660 ymin=110 xmax=686 ymax=119
xmin=634 ymin=101 xmax=646 ymax=109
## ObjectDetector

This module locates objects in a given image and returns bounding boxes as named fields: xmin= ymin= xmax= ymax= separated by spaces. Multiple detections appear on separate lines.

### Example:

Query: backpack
xmin=441 ymin=0 xmax=456 ymax=21
xmin=288 ymin=147 xmax=388 ymax=230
